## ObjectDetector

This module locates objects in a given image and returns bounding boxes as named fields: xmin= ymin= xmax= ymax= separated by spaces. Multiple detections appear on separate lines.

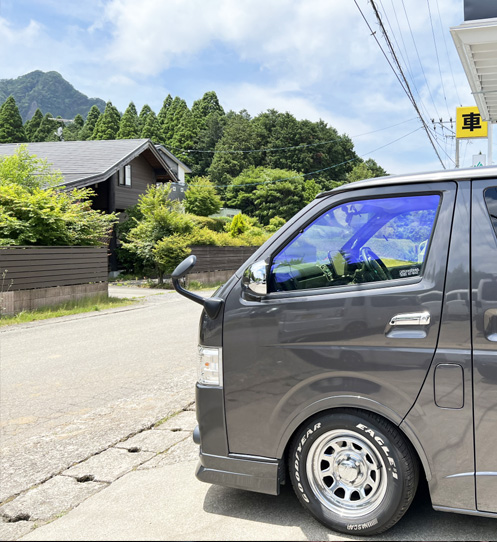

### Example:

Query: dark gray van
xmin=172 ymin=167 xmax=497 ymax=535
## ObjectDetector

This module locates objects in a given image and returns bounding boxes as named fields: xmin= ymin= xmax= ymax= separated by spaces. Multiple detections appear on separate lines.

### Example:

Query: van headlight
xmin=198 ymin=346 xmax=223 ymax=386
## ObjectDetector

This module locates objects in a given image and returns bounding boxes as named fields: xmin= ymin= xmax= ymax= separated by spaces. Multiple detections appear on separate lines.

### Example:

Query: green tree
xmin=225 ymin=166 xmax=315 ymax=225
xmin=168 ymin=109 xmax=197 ymax=163
xmin=121 ymin=184 xmax=194 ymax=283
xmin=364 ymin=158 xmax=388 ymax=178
xmin=0 ymin=144 xmax=62 ymax=190
xmin=91 ymin=101 xmax=121 ymax=140
xmin=24 ymin=108 xmax=43 ymax=142
xmin=184 ymin=177 xmax=222 ymax=216
xmin=251 ymin=177 xmax=307 ymax=225
xmin=0 ymin=147 xmax=117 ymax=246
xmin=157 ymin=94 xmax=173 ymax=141
xmin=191 ymin=91 xmax=224 ymax=131
xmin=161 ymin=97 xmax=189 ymax=146
xmin=208 ymin=110 xmax=260 ymax=195
xmin=117 ymin=102 xmax=139 ymax=139
xmin=79 ymin=105 xmax=101 ymax=140
xmin=32 ymin=113 xmax=60 ymax=142
xmin=346 ymin=160 xmax=388 ymax=183
xmin=138 ymin=104 xmax=154 ymax=136
xmin=62 ymin=114 xmax=84 ymax=141
xmin=188 ymin=111 xmax=225 ymax=177
xmin=140 ymin=110 xmax=160 ymax=141
xmin=0 ymin=96 xmax=27 ymax=143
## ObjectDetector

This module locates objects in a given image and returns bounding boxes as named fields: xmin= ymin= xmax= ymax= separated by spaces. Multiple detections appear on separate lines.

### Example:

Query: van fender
xmin=274 ymin=394 xmax=432 ymax=481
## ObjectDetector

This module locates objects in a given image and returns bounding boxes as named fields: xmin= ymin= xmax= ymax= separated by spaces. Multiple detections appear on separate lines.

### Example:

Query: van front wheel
xmin=289 ymin=410 xmax=419 ymax=536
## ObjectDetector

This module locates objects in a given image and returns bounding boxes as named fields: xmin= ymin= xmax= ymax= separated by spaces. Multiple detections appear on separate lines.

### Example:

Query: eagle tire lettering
xmin=356 ymin=423 xmax=398 ymax=479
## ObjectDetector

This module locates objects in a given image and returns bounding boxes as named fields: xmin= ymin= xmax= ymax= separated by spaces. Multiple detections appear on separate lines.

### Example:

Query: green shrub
xmin=154 ymin=234 xmax=192 ymax=275
xmin=229 ymin=213 xmax=250 ymax=236
xmin=265 ymin=216 xmax=286 ymax=233
xmin=191 ymin=215 xmax=229 ymax=232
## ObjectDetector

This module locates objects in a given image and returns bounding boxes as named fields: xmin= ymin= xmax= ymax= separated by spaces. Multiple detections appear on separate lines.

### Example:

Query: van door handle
xmin=389 ymin=312 xmax=431 ymax=326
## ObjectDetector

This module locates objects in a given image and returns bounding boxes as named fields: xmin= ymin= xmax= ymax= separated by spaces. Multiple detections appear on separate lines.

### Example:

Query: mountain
xmin=0 ymin=71 xmax=106 ymax=122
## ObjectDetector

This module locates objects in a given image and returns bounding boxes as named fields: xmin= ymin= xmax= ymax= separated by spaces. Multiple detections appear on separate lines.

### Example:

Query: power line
xmin=426 ymin=0 xmax=451 ymax=118
xmin=379 ymin=0 xmax=433 ymax=123
xmin=435 ymin=0 xmax=462 ymax=106
xmin=354 ymin=0 xmax=446 ymax=168
xmin=165 ymin=117 xmax=418 ymax=155
xmin=211 ymin=126 xmax=424 ymax=188
xmin=401 ymin=0 xmax=441 ymax=119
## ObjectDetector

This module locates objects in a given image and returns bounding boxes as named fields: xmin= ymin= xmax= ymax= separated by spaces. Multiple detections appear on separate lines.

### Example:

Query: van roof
xmin=316 ymin=164 xmax=497 ymax=199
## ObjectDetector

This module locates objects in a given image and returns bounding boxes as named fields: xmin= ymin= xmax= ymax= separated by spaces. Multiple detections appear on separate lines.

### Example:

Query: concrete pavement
xmin=7 ymin=432 xmax=497 ymax=541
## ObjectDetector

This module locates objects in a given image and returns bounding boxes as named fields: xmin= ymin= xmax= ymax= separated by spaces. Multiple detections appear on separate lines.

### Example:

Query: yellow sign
xmin=456 ymin=106 xmax=488 ymax=138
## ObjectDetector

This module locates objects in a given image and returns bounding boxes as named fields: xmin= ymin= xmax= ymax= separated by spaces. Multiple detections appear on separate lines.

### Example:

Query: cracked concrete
xmin=0 ymin=405 xmax=198 ymax=541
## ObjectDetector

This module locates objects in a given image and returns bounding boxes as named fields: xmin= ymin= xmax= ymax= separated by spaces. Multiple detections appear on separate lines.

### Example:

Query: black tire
xmin=288 ymin=409 xmax=419 ymax=536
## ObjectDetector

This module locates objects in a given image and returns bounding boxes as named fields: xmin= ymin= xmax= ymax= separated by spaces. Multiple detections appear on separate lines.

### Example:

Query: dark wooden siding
xmin=189 ymin=246 xmax=258 ymax=273
xmin=0 ymin=246 xmax=108 ymax=291
xmin=115 ymin=155 xmax=157 ymax=210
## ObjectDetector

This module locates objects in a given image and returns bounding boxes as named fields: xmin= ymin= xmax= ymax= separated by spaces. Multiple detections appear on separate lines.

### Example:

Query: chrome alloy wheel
xmin=306 ymin=429 xmax=388 ymax=518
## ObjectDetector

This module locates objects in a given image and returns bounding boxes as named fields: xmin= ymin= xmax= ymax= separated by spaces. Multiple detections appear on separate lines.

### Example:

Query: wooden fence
xmin=189 ymin=246 xmax=258 ymax=273
xmin=0 ymin=246 xmax=109 ymax=291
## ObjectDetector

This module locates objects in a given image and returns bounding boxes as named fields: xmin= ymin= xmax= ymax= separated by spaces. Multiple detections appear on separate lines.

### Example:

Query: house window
xmin=118 ymin=165 xmax=132 ymax=187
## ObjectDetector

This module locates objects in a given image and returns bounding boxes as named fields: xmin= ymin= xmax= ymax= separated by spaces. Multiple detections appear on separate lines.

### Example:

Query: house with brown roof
xmin=0 ymin=139 xmax=191 ymax=270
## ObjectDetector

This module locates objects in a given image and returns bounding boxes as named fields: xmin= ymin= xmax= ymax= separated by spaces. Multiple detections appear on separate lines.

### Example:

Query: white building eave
xmin=451 ymin=18 xmax=497 ymax=122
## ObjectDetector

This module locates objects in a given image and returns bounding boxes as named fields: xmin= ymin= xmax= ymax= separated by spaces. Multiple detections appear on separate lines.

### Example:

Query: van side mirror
xmin=171 ymin=255 xmax=223 ymax=319
xmin=171 ymin=255 xmax=197 ymax=279
xmin=242 ymin=260 xmax=268 ymax=296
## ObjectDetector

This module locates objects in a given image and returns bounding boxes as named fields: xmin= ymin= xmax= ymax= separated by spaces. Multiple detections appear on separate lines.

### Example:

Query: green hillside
xmin=0 ymin=71 xmax=106 ymax=122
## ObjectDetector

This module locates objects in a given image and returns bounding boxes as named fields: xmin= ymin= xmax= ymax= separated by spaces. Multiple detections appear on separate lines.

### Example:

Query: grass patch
xmin=0 ymin=294 xmax=137 ymax=327
xmin=110 ymin=277 xmax=225 ymax=291
xmin=186 ymin=280 xmax=225 ymax=291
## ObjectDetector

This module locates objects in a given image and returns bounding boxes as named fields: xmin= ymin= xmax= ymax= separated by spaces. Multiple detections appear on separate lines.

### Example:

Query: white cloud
xmin=101 ymin=0 xmax=368 ymax=81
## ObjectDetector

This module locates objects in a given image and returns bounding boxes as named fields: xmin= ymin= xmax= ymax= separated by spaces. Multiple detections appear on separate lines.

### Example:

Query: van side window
xmin=484 ymin=187 xmax=497 ymax=236
xmin=269 ymin=194 xmax=440 ymax=292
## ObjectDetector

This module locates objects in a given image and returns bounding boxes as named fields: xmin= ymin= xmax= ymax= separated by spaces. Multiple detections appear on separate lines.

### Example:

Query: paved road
xmin=0 ymin=289 xmax=203 ymax=501
xmin=1 ymin=286 xmax=496 ymax=541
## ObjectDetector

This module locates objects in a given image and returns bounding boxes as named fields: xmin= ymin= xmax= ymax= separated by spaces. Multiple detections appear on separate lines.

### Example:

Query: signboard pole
xmin=455 ymin=138 xmax=460 ymax=168
xmin=489 ymin=122 xmax=493 ymax=165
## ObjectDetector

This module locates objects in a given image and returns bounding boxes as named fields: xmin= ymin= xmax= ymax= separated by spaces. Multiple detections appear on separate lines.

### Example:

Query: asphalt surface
xmin=1 ymin=285 xmax=496 ymax=541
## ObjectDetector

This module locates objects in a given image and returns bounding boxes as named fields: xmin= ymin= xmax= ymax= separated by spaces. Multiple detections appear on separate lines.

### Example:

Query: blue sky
xmin=0 ymin=0 xmax=491 ymax=174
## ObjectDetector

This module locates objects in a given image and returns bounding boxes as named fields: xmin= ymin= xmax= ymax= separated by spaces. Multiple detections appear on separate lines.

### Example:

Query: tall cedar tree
xmin=187 ymin=91 xmax=225 ymax=176
xmin=161 ymin=97 xmax=188 ymax=146
xmin=138 ymin=104 xmax=153 ymax=136
xmin=79 ymin=105 xmax=101 ymax=140
xmin=0 ymin=96 xmax=27 ymax=143
xmin=117 ymin=102 xmax=140 ymax=139
xmin=157 ymin=95 xmax=173 ymax=142
xmin=62 ymin=114 xmax=85 ymax=141
xmin=189 ymin=111 xmax=225 ymax=177
xmin=32 ymin=113 xmax=60 ymax=142
xmin=168 ymin=109 xmax=197 ymax=164
xmin=24 ymin=108 xmax=43 ymax=141
xmin=140 ymin=110 xmax=160 ymax=141
xmin=91 ymin=101 xmax=121 ymax=140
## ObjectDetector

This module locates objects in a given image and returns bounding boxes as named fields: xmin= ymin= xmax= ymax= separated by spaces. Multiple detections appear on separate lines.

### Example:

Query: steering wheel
xmin=360 ymin=246 xmax=392 ymax=281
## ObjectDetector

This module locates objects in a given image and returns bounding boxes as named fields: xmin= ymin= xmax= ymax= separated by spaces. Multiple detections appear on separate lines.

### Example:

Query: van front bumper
xmin=195 ymin=445 xmax=281 ymax=496
xmin=194 ymin=383 xmax=281 ymax=495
